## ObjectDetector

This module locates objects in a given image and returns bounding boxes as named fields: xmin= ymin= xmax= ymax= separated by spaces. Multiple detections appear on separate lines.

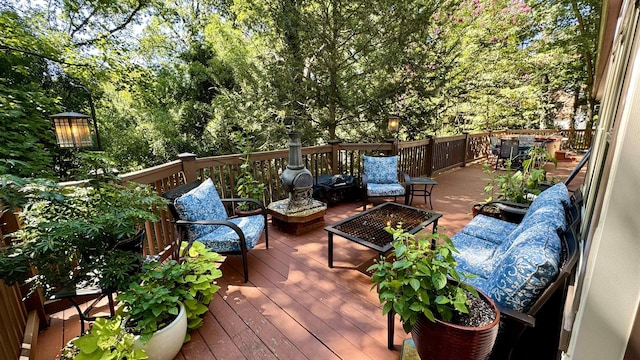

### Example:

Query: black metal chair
xmin=162 ymin=179 xmax=269 ymax=283
xmin=496 ymin=139 xmax=525 ymax=169
xmin=361 ymin=155 xmax=410 ymax=211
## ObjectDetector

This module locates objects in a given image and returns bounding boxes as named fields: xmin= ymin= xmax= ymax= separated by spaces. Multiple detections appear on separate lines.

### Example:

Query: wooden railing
xmin=0 ymin=213 xmax=40 ymax=360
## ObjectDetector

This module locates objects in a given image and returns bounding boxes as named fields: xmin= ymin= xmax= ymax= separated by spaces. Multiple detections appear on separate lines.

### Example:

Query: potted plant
xmin=116 ymin=241 xmax=223 ymax=358
xmin=480 ymin=147 xmax=557 ymax=222
xmin=235 ymin=156 xmax=266 ymax=216
xmin=60 ymin=316 xmax=148 ymax=360
xmin=0 ymin=153 xmax=168 ymax=298
xmin=368 ymin=226 xmax=499 ymax=360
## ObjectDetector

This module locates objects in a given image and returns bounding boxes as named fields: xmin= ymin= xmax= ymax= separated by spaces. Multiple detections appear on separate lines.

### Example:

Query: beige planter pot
xmin=135 ymin=302 xmax=187 ymax=360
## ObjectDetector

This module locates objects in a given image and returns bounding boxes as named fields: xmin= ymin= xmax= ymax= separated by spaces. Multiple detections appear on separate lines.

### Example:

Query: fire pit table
xmin=325 ymin=202 xmax=442 ymax=268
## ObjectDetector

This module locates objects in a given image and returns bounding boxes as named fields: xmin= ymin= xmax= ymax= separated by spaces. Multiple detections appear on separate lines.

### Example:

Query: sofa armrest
xmin=496 ymin=303 xmax=536 ymax=327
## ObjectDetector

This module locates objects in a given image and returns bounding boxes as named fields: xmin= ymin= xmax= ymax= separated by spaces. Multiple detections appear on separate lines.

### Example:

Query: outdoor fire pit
xmin=267 ymin=130 xmax=327 ymax=234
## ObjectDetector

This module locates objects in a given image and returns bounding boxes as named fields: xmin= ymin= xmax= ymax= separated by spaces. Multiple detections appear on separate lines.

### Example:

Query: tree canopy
xmin=0 ymin=0 xmax=600 ymax=175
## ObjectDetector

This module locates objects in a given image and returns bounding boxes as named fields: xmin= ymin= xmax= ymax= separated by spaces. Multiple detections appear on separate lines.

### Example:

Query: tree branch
xmin=0 ymin=44 xmax=91 ymax=67
xmin=72 ymin=1 xmax=146 ymax=47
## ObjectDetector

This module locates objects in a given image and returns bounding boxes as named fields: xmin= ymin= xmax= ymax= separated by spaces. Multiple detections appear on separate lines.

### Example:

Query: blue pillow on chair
xmin=364 ymin=155 xmax=399 ymax=184
xmin=174 ymin=178 xmax=228 ymax=240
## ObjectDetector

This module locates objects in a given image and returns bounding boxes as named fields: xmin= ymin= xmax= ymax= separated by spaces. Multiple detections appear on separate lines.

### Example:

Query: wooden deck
xmin=36 ymin=158 xmax=585 ymax=360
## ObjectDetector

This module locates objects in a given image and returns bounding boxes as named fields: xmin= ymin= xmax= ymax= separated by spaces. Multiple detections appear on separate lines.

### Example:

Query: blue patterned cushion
xmin=174 ymin=178 xmax=228 ymax=240
xmin=197 ymin=214 xmax=265 ymax=252
xmin=525 ymin=183 xmax=570 ymax=217
xmin=484 ymin=223 xmax=561 ymax=312
xmin=366 ymin=183 xmax=405 ymax=197
xmin=503 ymin=202 xmax=567 ymax=251
xmin=460 ymin=214 xmax=517 ymax=245
xmin=364 ymin=156 xmax=399 ymax=184
xmin=452 ymin=232 xmax=499 ymax=279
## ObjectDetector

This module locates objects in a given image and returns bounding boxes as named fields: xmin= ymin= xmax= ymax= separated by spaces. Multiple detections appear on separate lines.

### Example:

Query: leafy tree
xmin=0 ymin=11 xmax=59 ymax=178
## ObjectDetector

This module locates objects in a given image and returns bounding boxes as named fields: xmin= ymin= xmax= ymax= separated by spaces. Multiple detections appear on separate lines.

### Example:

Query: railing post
xmin=462 ymin=132 xmax=470 ymax=167
xmin=179 ymin=153 xmax=198 ymax=182
xmin=426 ymin=135 xmax=435 ymax=177
xmin=328 ymin=140 xmax=341 ymax=175
xmin=385 ymin=139 xmax=398 ymax=156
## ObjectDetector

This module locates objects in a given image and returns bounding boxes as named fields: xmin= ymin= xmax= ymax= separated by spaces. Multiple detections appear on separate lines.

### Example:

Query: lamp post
xmin=387 ymin=114 xmax=400 ymax=133
xmin=387 ymin=115 xmax=401 ymax=155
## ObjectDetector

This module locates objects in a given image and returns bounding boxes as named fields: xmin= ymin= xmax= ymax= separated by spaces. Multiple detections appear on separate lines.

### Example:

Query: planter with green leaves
xmin=65 ymin=316 xmax=147 ymax=360
xmin=368 ymin=226 xmax=499 ymax=360
xmin=0 ymin=154 xmax=169 ymax=297
xmin=481 ymin=147 xmax=557 ymax=222
xmin=117 ymin=241 xmax=223 ymax=354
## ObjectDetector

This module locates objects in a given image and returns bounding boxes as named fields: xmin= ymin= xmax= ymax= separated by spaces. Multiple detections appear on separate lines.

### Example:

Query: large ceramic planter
xmin=411 ymin=290 xmax=500 ymax=360
xmin=134 ymin=302 xmax=187 ymax=360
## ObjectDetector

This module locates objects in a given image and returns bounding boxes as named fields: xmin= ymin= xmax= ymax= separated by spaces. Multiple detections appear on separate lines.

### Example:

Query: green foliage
xmin=118 ymin=241 xmax=223 ymax=343
xmin=0 ymin=0 xmax=600 ymax=172
xmin=484 ymin=146 xmax=557 ymax=204
xmin=71 ymin=316 xmax=148 ymax=360
xmin=180 ymin=241 xmax=224 ymax=335
xmin=236 ymin=160 xmax=265 ymax=211
xmin=0 ymin=10 xmax=59 ymax=178
xmin=368 ymin=226 xmax=478 ymax=333
xmin=0 ymin=154 xmax=168 ymax=296
xmin=233 ymin=133 xmax=265 ymax=211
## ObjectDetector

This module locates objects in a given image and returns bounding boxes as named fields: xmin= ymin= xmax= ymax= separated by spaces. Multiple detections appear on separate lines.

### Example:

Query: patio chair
xmin=162 ymin=178 xmax=269 ymax=283
xmin=496 ymin=139 xmax=525 ymax=169
xmin=361 ymin=155 xmax=410 ymax=211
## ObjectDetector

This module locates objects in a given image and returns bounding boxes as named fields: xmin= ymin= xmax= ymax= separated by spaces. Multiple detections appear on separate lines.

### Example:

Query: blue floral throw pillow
xmin=174 ymin=178 xmax=228 ymax=240
xmin=364 ymin=155 xmax=398 ymax=184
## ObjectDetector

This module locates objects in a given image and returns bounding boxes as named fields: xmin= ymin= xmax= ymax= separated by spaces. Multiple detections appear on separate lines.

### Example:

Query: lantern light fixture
xmin=51 ymin=112 xmax=94 ymax=149
xmin=387 ymin=115 xmax=400 ymax=133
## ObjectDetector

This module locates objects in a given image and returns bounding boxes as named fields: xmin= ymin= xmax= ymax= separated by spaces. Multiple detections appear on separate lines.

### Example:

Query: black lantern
xmin=51 ymin=112 xmax=94 ymax=148
xmin=387 ymin=115 xmax=400 ymax=133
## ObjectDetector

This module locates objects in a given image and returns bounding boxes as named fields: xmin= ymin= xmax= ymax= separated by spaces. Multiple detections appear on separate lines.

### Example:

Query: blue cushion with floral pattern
xmin=483 ymin=223 xmax=561 ymax=312
xmin=364 ymin=155 xmax=399 ymax=184
xmin=197 ymin=214 xmax=265 ymax=252
xmin=460 ymin=214 xmax=517 ymax=244
xmin=174 ymin=178 xmax=228 ymax=240
xmin=499 ymin=205 xmax=566 ymax=253
xmin=367 ymin=183 xmax=406 ymax=197
xmin=524 ymin=183 xmax=570 ymax=218
xmin=452 ymin=232 xmax=499 ymax=279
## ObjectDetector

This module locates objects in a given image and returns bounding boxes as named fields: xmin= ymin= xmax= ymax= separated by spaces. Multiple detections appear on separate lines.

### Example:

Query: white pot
xmin=134 ymin=302 xmax=187 ymax=360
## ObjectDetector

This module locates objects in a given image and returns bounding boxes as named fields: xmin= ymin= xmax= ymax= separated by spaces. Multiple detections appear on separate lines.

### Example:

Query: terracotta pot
xmin=411 ymin=290 xmax=500 ymax=360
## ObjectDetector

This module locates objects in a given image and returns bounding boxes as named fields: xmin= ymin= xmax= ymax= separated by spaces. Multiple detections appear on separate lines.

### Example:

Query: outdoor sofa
xmin=451 ymin=183 xmax=580 ymax=359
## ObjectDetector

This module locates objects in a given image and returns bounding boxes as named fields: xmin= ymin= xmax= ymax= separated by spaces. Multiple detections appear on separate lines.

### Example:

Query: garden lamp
xmin=387 ymin=115 xmax=400 ymax=133
xmin=51 ymin=112 xmax=95 ymax=149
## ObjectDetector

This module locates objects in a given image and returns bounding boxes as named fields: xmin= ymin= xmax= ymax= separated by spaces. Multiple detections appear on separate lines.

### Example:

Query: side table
xmin=409 ymin=176 xmax=438 ymax=209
